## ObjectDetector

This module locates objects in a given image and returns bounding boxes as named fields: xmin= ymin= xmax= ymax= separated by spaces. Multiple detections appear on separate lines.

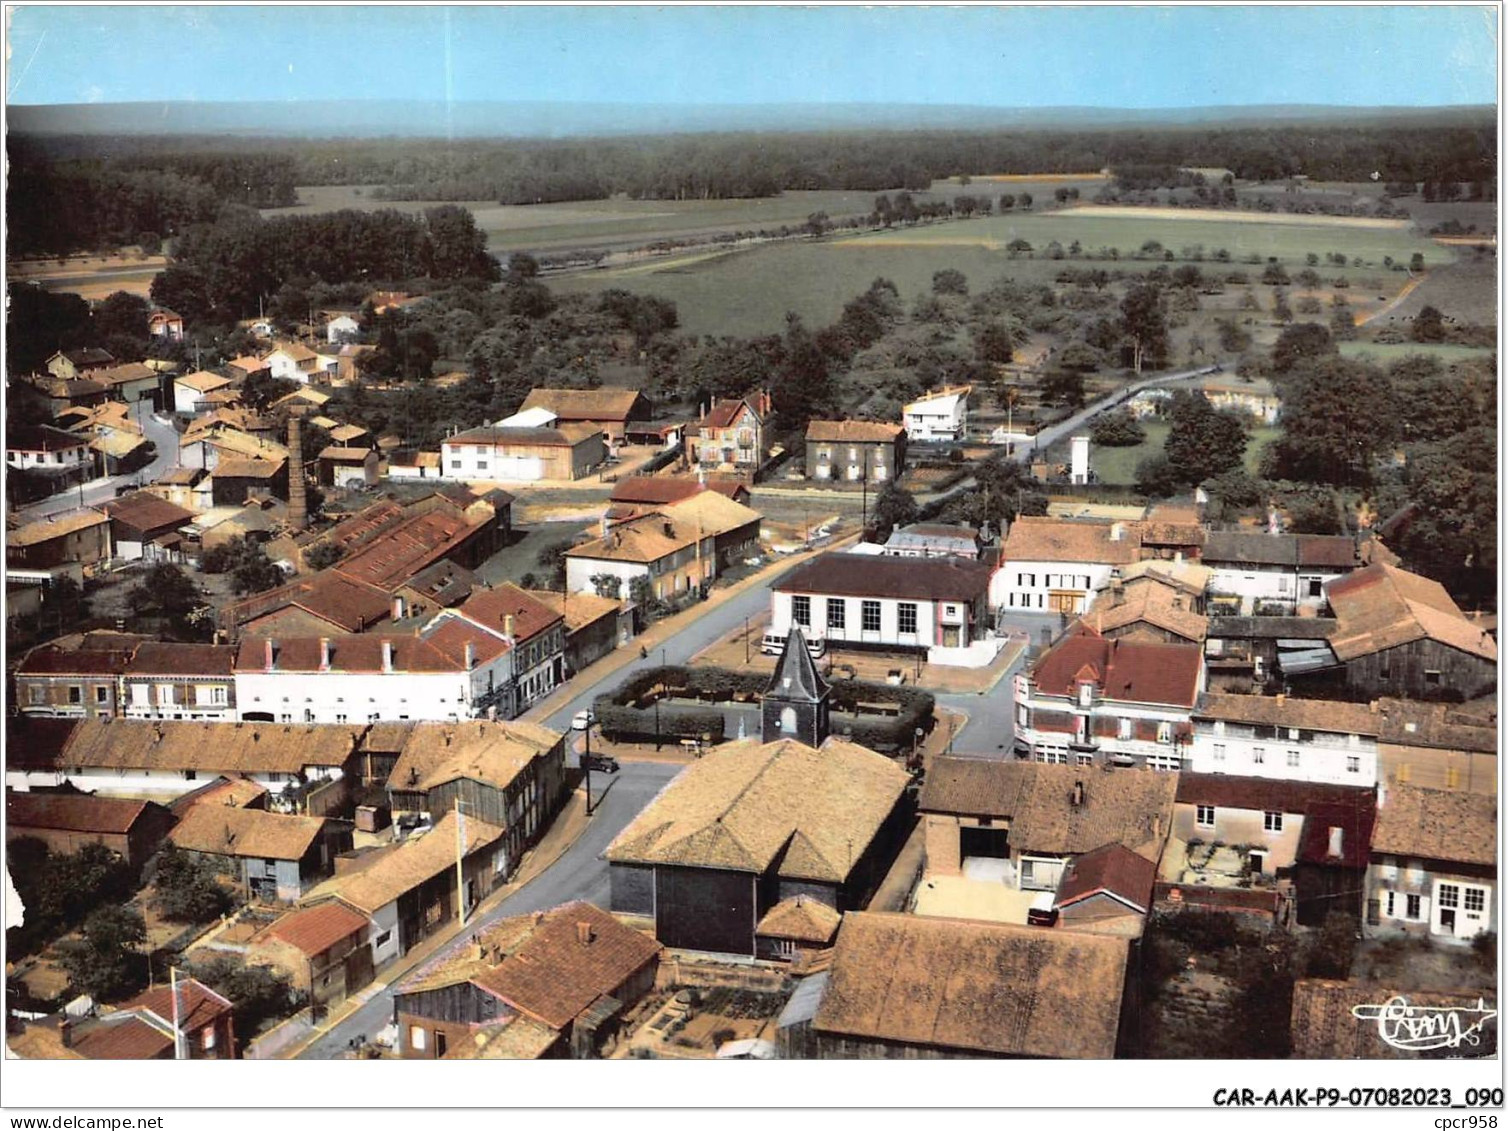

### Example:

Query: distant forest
xmin=8 ymin=120 xmax=1496 ymax=256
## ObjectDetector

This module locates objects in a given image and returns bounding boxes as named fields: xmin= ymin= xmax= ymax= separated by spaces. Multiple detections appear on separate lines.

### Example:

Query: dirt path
xmin=1053 ymin=204 xmax=1411 ymax=229
xmin=1355 ymin=273 xmax=1426 ymax=326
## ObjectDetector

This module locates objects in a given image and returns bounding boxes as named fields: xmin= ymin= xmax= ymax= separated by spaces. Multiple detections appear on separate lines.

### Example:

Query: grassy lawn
xmin=1087 ymin=420 xmax=1280 ymax=486
xmin=1338 ymin=341 xmax=1496 ymax=364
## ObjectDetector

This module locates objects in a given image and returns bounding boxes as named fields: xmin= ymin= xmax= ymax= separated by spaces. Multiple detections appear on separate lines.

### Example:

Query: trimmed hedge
xmin=593 ymin=700 xmax=725 ymax=744
xmin=595 ymin=665 xmax=934 ymax=753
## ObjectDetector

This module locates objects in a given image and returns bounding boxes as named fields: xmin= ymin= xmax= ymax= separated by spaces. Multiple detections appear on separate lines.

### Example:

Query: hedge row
xmin=593 ymin=700 xmax=725 ymax=744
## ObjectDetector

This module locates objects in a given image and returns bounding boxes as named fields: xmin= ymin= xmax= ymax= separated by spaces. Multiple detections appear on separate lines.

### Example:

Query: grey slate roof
xmin=767 ymin=626 xmax=830 ymax=703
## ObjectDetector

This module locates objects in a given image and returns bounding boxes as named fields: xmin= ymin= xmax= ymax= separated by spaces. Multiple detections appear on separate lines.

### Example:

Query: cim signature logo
xmin=1351 ymin=996 xmax=1498 ymax=1053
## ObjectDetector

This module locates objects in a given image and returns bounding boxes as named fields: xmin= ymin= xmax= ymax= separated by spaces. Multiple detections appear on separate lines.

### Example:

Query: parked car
xmin=582 ymin=753 xmax=619 ymax=774
xmin=571 ymin=709 xmax=595 ymax=731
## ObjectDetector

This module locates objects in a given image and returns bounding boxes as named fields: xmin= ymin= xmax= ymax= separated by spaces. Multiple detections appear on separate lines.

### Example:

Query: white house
xmin=1202 ymin=531 xmax=1364 ymax=615
xmin=265 ymin=341 xmax=337 ymax=385
xmin=326 ymin=314 xmax=360 ymax=343
xmin=902 ymin=385 xmax=971 ymax=443
xmin=1188 ymin=693 xmax=1379 ymax=787
xmin=440 ymin=424 xmax=606 ymax=482
xmin=992 ymin=517 xmax=1143 ymax=614
xmin=771 ymin=552 xmax=994 ymax=655
xmin=1013 ymin=626 xmax=1205 ymax=771
xmin=173 ymin=371 xmax=234 ymax=415
xmin=1365 ymin=784 xmax=1495 ymax=943
xmin=420 ymin=585 xmax=566 ymax=719
xmin=233 ymin=628 xmax=515 ymax=725
xmin=7 ymin=425 xmax=92 ymax=472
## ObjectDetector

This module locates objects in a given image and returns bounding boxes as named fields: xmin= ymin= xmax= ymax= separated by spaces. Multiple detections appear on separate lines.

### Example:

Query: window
xmin=1379 ymin=665 xmax=1391 ymax=680
xmin=1118 ymin=717 xmax=1132 ymax=740
xmin=1437 ymin=884 xmax=1460 ymax=909
xmin=1385 ymin=890 xmax=1396 ymax=917
xmin=409 ymin=1026 xmax=427 ymax=1052
xmin=897 ymin=602 xmax=917 ymax=634
xmin=1465 ymin=888 xmax=1486 ymax=913
xmin=792 ymin=595 xmax=811 ymax=627
xmin=1078 ymin=683 xmax=1093 ymax=708
xmin=375 ymin=931 xmax=391 ymax=948
xmin=1286 ymin=750 xmax=1301 ymax=768
xmin=1406 ymin=893 xmax=1422 ymax=920
xmin=1346 ymin=755 xmax=1360 ymax=774
xmin=93 ymin=685 xmax=108 ymax=704
xmin=1307 ymin=578 xmax=1323 ymax=598
xmin=1263 ymin=811 xmax=1283 ymax=832
xmin=861 ymin=600 xmax=881 ymax=633
xmin=1252 ymin=747 xmax=1265 ymax=765
xmin=28 ymin=685 xmax=44 ymax=705
xmin=1212 ymin=743 xmax=1226 ymax=762
xmin=1076 ymin=754 xmax=1093 ymax=767
xmin=68 ymin=685 xmax=82 ymax=704
xmin=1156 ymin=722 xmax=1173 ymax=744
xmin=827 ymin=600 xmax=846 ymax=630
xmin=451 ymin=460 xmax=462 ymax=470
xmin=202 ymin=1027 xmax=216 ymax=1051
xmin=1425 ymin=670 xmax=1442 ymax=686
xmin=1017 ymin=572 xmax=1035 ymax=588
xmin=1017 ymin=704 xmax=1029 ymax=727
xmin=1196 ymin=805 xmax=1216 ymax=828
xmin=1146 ymin=752 xmax=1182 ymax=772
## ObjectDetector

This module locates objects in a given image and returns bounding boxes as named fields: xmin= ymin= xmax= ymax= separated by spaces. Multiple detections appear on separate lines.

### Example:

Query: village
xmin=2 ymin=279 xmax=1497 ymax=1064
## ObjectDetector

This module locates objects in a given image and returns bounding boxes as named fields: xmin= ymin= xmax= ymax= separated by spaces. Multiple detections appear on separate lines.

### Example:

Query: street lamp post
xmin=583 ymin=720 xmax=593 ymax=816
xmin=744 ymin=616 xmax=750 ymax=665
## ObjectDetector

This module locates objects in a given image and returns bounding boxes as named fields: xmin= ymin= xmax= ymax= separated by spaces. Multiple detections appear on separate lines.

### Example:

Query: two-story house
xmin=440 ymin=424 xmax=606 ymax=482
xmin=120 ymin=643 xmax=239 ymax=722
xmin=1202 ymin=531 xmax=1366 ymax=616
xmin=423 ymin=585 xmax=566 ymax=717
xmin=804 ymin=421 xmax=907 ymax=483
xmin=1188 ymin=693 xmax=1380 ymax=787
xmin=771 ymin=552 xmax=995 ymax=656
xmin=992 ymin=516 xmax=1143 ymax=615
xmin=6 ymin=424 xmax=92 ymax=474
xmin=692 ymin=392 xmax=771 ymax=473
xmin=902 ymin=385 xmax=970 ymax=443
xmin=14 ymin=646 xmax=133 ymax=719
xmin=1365 ymin=784 xmax=1495 ymax=943
xmin=1012 ymin=625 xmax=1204 ymax=770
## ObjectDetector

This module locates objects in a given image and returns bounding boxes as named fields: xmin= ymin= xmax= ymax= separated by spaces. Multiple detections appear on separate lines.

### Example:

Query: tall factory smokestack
xmin=288 ymin=413 xmax=307 ymax=532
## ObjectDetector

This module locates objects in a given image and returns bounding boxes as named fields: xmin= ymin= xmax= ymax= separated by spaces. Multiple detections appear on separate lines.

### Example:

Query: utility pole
xmin=170 ymin=966 xmax=185 ymax=1061
xmin=583 ymin=720 xmax=593 ymax=816
xmin=744 ymin=615 xmax=750 ymax=665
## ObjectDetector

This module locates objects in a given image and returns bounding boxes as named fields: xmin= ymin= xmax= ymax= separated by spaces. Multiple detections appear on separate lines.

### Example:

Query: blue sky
xmin=7 ymin=5 xmax=1498 ymax=107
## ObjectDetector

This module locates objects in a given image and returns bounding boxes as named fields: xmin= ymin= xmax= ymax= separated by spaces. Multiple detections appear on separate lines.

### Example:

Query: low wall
xmin=243 ymin=1007 xmax=316 ymax=1060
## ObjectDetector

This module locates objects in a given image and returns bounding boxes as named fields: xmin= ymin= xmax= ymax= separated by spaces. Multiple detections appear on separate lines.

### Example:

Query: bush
xmin=303 ymin=541 xmax=345 ymax=571
xmin=153 ymin=844 xmax=235 ymax=923
xmin=1306 ymin=912 xmax=1359 ymax=979
xmin=593 ymin=701 xmax=725 ymax=744
xmin=1090 ymin=409 xmax=1146 ymax=447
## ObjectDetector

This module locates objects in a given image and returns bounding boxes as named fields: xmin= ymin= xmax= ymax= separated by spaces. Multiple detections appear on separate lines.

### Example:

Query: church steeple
xmin=761 ymin=626 xmax=831 ymax=746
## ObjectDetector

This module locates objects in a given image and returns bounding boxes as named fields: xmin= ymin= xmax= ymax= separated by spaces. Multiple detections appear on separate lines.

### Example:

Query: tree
xmin=57 ymin=906 xmax=148 ymax=1002
xmin=149 ymin=265 xmax=215 ymax=327
xmin=238 ymin=370 xmax=299 ymax=411
xmin=303 ymin=541 xmax=345 ymax=571
xmin=931 ymin=269 xmax=968 ymax=296
xmin=1090 ymin=410 xmax=1146 ymax=447
xmin=189 ymin=955 xmax=306 ymax=1037
xmin=126 ymin=563 xmax=212 ymax=640
xmin=1019 ymin=192 xmax=1034 ymax=210
xmin=973 ymin=321 xmax=1016 ymax=365
xmin=1215 ymin=317 xmax=1253 ymax=353
xmin=153 ymin=844 xmax=235 ymax=923
xmin=1040 ymin=368 xmax=1085 ymax=408
xmin=1284 ymin=488 xmax=1345 ymax=535
xmin=1134 ymin=453 xmax=1180 ymax=498
xmin=222 ymin=537 xmax=285 ymax=595
xmin=804 ymin=212 xmax=830 ymax=239
xmin=1204 ymin=468 xmax=1266 ymax=516
xmin=1409 ymin=252 xmax=1426 ymax=273
xmin=1411 ymin=304 xmax=1446 ymax=343
xmin=870 ymin=482 xmax=918 ymax=542
xmin=534 ymin=540 xmax=572 ymax=591
xmin=1271 ymin=322 xmax=1336 ymax=373
xmin=1120 ymin=284 xmax=1169 ymax=374
xmin=1264 ymin=357 xmax=1397 ymax=487
xmin=422 ymin=204 xmax=500 ymax=281
xmin=1005 ymin=238 xmax=1033 ymax=258
xmin=1163 ymin=390 xmax=1247 ymax=485
xmin=1271 ymin=289 xmax=1294 ymax=324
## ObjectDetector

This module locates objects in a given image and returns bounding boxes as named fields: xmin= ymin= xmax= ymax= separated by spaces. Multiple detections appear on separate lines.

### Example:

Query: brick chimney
xmin=59 ymin=1019 xmax=73 ymax=1050
xmin=381 ymin=640 xmax=394 ymax=673
xmin=503 ymin=614 xmax=515 ymax=640
xmin=287 ymin=414 xmax=307 ymax=532
xmin=576 ymin=921 xmax=594 ymax=945
xmin=1327 ymin=826 xmax=1344 ymax=859
xmin=319 ymin=638 xmax=331 ymax=671
xmin=464 ymin=642 xmax=475 ymax=671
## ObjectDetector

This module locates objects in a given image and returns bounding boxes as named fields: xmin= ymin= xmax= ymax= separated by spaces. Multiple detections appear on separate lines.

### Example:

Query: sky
xmin=5 ymin=4 xmax=1499 ymax=108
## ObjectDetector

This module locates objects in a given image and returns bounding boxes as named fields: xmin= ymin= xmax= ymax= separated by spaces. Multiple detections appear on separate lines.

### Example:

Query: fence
xmin=304 ymin=774 xmax=351 ymax=819
xmin=243 ymin=1006 xmax=316 ymax=1061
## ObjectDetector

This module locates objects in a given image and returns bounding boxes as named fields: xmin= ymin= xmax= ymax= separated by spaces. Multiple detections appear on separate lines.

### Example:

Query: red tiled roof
xmin=1029 ymin=626 xmax=1203 ymax=708
xmin=230 ymin=572 xmax=393 ymax=634
xmin=263 ymin=902 xmax=369 ymax=956
xmin=455 ymin=584 xmax=563 ymax=643
xmin=71 ymin=1016 xmax=174 ymax=1060
xmin=1296 ymin=799 xmax=1378 ymax=870
xmin=334 ymin=509 xmax=486 ymax=591
xmin=100 ymin=493 xmax=197 ymax=535
xmin=16 ymin=647 xmax=132 ymax=676
xmin=420 ymin=616 xmax=511 ymax=668
xmin=127 ymin=980 xmax=232 ymax=1035
xmin=1054 ymin=842 xmax=1157 ymax=913
xmin=6 ymin=792 xmax=155 ymax=835
xmin=1176 ymin=772 xmax=1373 ymax=815
xmin=609 ymin=477 xmax=705 ymax=506
xmin=235 ymin=634 xmax=462 ymax=675
xmin=469 ymin=902 xmax=661 ymax=1030
xmin=125 ymin=643 xmax=236 ymax=677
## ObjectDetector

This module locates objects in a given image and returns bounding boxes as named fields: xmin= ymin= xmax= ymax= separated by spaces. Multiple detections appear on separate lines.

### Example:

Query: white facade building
xmin=991 ymin=517 xmax=1142 ymax=614
xmin=326 ymin=314 xmax=360 ymax=343
xmin=1202 ymin=531 xmax=1362 ymax=615
xmin=1013 ymin=628 xmax=1205 ymax=770
xmin=1188 ymin=693 xmax=1379 ymax=787
xmin=7 ymin=426 xmax=91 ymax=472
xmin=902 ymin=385 xmax=970 ymax=443
xmin=233 ymin=632 xmax=515 ymax=724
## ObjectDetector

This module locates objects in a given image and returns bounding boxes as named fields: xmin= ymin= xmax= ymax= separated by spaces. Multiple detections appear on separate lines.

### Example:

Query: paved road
xmin=19 ymin=409 xmax=180 ymax=519
xmin=297 ymin=760 xmax=681 ymax=1059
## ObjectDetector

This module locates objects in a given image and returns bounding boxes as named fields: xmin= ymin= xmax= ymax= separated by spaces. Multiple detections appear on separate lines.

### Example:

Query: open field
xmin=1338 ymin=341 xmax=1496 ymax=364
xmin=1365 ymin=251 xmax=1499 ymax=325
xmin=844 ymin=209 xmax=1449 ymax=267
xmin=1073 ymin=420 xmax=1281 ymax=487
xmin=265 ymin=185 xmax=903 ymax=255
